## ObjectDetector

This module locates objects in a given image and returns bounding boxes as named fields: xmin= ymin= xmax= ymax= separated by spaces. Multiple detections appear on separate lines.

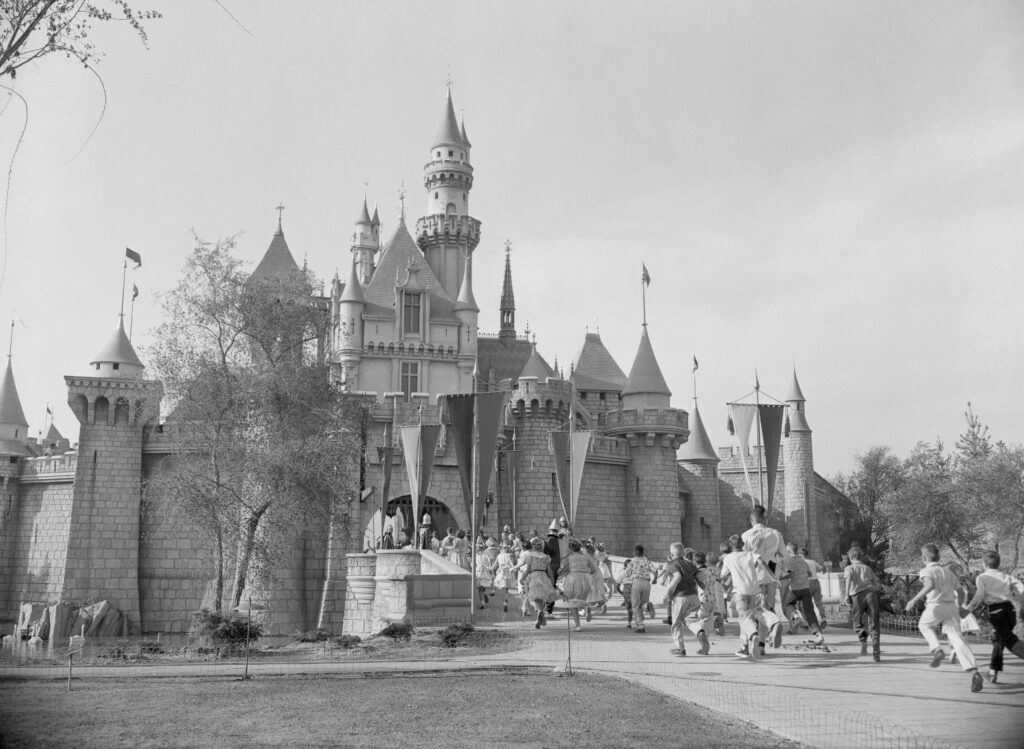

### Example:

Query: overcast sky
xmin=1 ymin=1 xmax=1021 ymax=476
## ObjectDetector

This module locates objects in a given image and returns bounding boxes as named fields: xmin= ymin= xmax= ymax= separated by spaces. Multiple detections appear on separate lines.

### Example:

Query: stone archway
xmin=362 ymin=495 xmax=461 ymax=550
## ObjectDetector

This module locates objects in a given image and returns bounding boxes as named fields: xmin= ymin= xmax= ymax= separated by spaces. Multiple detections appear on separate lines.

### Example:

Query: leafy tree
xmin=143 ymin=235 xmax=366 ymax=614
xmin=832 ymin=445 xmax=905 ymax=570
xmin=0 ymin=0 xmax=159 ymax=79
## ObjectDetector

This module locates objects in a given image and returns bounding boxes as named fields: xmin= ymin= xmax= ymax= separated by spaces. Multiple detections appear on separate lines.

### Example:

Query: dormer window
xmin=403 ymin=291 xmax=422 ymax=336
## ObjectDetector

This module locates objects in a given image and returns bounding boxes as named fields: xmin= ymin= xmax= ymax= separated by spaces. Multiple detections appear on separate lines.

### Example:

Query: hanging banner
xmin=549 ymin=430 xmax=570 ymax=522
xmin=569 ymin=430 xmax=593 ymax=527
xmin=758 ymin=404 xmax=787 ymax=516
xmin=475 ymin=392 xmax=505 ymax=536
xmin=399 ymin=425 xmax=441 ymax=535
xmin=446 ymin=394 xmax=475 ymax=528
xmin=729 ymin=403 xmax=757 ymax=500
xmin=377 ymin=442 xmax=394 ymax=549
xmin=507 ymin=437 xmax=519 ymax=530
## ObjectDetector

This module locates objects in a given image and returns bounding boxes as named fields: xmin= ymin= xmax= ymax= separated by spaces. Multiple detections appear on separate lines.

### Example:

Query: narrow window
xmin=448 ymin=150 xmax=453 ymax=157
xmin=434 ymin=192 xmax=438 ymax=199
xmin=401 ymin=362 xmax=419 ymax=397
xmin=113 ymin=363 xmax=120 ymax=370
xmin=403 ymin=292 xmax=421 ymax=334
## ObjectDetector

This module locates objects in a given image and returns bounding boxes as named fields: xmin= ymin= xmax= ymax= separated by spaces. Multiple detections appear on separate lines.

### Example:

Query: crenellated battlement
xmin=507 ymin=378 xmax=572 ymax=421
xmin=19 ymin=452 xmax=78 ymax=482
xmin=415 ymin=214 xmax=481 ymax=253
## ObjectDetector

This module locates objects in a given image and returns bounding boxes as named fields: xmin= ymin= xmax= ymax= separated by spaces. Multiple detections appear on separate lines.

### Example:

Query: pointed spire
xmin=499 ymin=241 xmax=516 ymax=343
xmin=679 ymin=403 xmax=719 ymax=463
xmin=0 ymin=356 xmax=29 ymax=434
xmin=251 ymin=216 xmax=301 ymax=282
xmin=455 ymin=252 xmax=478 ymax=312
xmin=460 ymin=114 xmax=471 ymax=148
xmin=339 ymin=258 xmax=366 ymax=304
xmin=371 ymin=204 xmax=380 ymax=228
xmin=433 ymin=87 xmax=464 ymax=149
xmin=356 ymin=197 xmax=372 ymax=226
xmin=786 ymin=368 xmax=806 ymax=402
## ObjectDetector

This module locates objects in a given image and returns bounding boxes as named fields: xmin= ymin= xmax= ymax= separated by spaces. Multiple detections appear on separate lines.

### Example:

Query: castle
xmin=0 ymin=89 xmax=856 ymax=635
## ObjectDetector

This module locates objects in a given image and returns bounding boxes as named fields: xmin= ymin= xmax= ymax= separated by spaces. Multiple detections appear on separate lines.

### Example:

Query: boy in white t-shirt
xmin=905 ymin=544 xmax=983 ymax=693
xmin=965 ymin=550 xmax=1024 ymax=683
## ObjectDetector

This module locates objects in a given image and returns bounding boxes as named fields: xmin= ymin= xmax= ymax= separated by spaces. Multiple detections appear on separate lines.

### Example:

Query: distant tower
xmin=334 ymin=258 xmax=366 ymax=391
xmin=416 ymin=87 xmax=481 ymax=299
xmin=0 ymin=350 xmax=29 ymax=450
xmin=63 ymin=317 xmax=163 ymax=632
xmin=678 ymin=402 xmax=721 ymax=549
xmin=453 ymin=250 xmax=479 ymax=392
xmin=782 ymin=368 xmax=818 ymax=556
xmin=351 ymin=198 xmax=379 ymax=285
xmin=0 ymin=347 xmax=30 ymax=611
xmin=605 ymin=328 xmax=688 ymax=553
xmin=499 ymin=244 xmax=516 ymax=344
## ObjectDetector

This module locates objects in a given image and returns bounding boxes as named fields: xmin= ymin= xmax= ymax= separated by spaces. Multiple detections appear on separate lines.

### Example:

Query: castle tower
xmin=63 ymin=316 xmax=163 ymax=632
xmin=454 ymin=249 xmax=479 ymax=391
xmin=504 ymin=354 xmax=570 ymax=533
xmin=677 ymin=402 xmax=721 ymax=549
xmin=0 ymin=350 xmax=30 ymax=613
xmin=415 ymin=88 xmax=481 ymax=300
xmin=334 ymin=258 xmax=366 ymax=391
xmin=605 ymin=328 xmax=688 ymax=554
xmin=499 ymin=245 xmax=516 ymax=344
xmin=351 ymin=198 xmax=379 ymax=285
xmin=782 ymin=368 xmax=818 ymax=556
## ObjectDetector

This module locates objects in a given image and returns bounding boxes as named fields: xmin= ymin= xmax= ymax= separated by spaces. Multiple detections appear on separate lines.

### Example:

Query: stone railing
xmin=19 ymin=453 xmax=78 ymax=481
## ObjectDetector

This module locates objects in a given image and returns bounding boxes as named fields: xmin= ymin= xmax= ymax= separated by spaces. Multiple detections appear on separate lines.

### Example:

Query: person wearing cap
xmin=543 ymin=520 xmax=562 ymax=616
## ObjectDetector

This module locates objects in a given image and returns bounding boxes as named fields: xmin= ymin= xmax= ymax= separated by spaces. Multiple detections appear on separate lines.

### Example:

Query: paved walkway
xmin=3 ymin=607 xmax=1022 ymax=748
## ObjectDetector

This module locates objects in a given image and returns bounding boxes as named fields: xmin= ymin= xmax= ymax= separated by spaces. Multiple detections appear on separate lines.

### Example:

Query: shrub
xmin=378 ymin=621 xmax=413 ymax=641
xmin=296 ymin=629 xmax=330 ymax=643
xmin=334 ymin=634 xmax=361 ymax=649
xmin=190 ymin=609 xmax=262 ymax=644
xmin=439 ymin=622 xmax=474 ymax=648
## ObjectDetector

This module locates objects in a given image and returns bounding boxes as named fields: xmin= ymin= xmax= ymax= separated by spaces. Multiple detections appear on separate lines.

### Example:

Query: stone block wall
xmin=626 ymin=436 xmax=683 ymax=557
xmin=1 ymin=478 xmax=74 ymax=614
xmin=783 ymin=431 xmax=817 ymax=556
xmin=678 ymin=463 xmax=722 ymax=551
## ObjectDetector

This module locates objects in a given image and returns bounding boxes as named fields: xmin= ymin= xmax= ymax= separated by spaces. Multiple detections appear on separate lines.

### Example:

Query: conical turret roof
xmin=339 ymin=258 xmax=365 ymax=304
xmin=0 ymin=357 xmax=28 ymax=428
xmin=621 ymin=328 xmax=671 ymax=397
xmin=460 ymin=116 xmax=471 ymax=148
xmin=455 ymin=253 xmax=478 ymax=312
xmin=371 ymin=205 xmax=380 ymax=227
xmin=433 ymin=88 xmax=464 ymax=149
xmin=251 ymin=222 xmax=301 ymax=282
xmin=787 ymin=369 xmax=806 ymax=402
xmin=356 ymin=198 xmax=372 ymax=226
xmin=679 ymin=403 xmax=718 ymax=463
xmin=91 ymin=317 xmax=144 ymax=369
xmin=517 ymin=344 xmax=554 ymax=381
xmin=45 ymin=423 xmax=63 ymax=442
xmin=572 ymin=332 xmax=627 ymax=391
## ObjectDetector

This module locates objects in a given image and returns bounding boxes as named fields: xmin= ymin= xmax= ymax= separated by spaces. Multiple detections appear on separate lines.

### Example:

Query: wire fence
xmin=1 ymin=615 xmax=985 ymax=749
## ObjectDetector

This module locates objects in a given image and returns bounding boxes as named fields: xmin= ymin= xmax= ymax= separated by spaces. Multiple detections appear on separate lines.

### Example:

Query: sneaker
xmin=971 ymin=670 xmax=984 ymax=693
xmin=662 ymin=618 xmax=672 ymax=625
xmin=635 ymin=626 xmax=646 ymax=633
xmin=646 ymin=602 xmax=656 ymax=618
xmin=625 ymin=623 xmax=632 ymax=629
xmin=860 ymin=640 xmax=868 ymax=656
xmin=929 ymin=648 xmax=945 ymax=668
xmin=769 ymin=623 xmax=783 ymax=648
xmin=573 ymin=626 xmax=582 ymax=632
xmin=734 ymin=648 xmax=750 ymax=659
xmin=697 ymin=630 xmax=710 ymax=655
xmin=748 ymin=633 xmax=761 ymax=662
xmin=813 ymin=632 xmax=825 ymax=646
xmin=670 ymin=648 xmax=685 ymax=656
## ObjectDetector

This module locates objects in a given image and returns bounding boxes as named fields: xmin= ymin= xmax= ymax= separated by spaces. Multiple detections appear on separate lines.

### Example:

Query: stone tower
xmin=504 ymin=350 xmax=566 ymax=531
xmin=0 ymin=352 xmax=30 ymax=609
xmin=416 ymin=88 xmax=481 ymax=300
xmin=605 ymin=327 xmax=688 ymax=555
xmin=351 ymin=198 xmax=379 ymax=285
xmin=678 ymin=402 xmax=721 ymax=549
xmin=333 ymin=258 xmax=366 ymax=391
xmin=63 ymin=317 xmax=163 ymax=632
xmin=782 ymin=368 xmax=817 ymax=555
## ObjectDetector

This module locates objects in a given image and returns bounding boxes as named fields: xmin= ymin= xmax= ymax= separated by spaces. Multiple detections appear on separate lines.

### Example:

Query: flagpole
xmin=470 ymin=390 xmax=479 ymax=624
xmin=641 ymin=274 xmax=647 ymax=329
xmin=119 ymin=258 xmax=127 ymax=319
xmin=129 ymin=294 xmax=136 ymax=341
xmin=755 ymin=372 xmax=764 ymax=508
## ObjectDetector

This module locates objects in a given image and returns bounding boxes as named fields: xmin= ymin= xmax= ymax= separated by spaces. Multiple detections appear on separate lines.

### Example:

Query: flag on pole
xmin=692 ymin=356 xmax=699 ymax=372
xmin=641 ymin=263 xmax=651 ymax=287
xmin=125 ymin=248 xmax=142 ymax=268
xmin=46 ymin=404 xmax=52 ymax=415
xmin=132 ymin=284 xmax=139 ymax=301
xmin=754 ymin=371 xmax=760 ymax=390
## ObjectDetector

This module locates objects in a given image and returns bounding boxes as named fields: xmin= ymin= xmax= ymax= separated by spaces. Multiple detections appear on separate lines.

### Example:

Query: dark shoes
xmin=929 ymin=648 xmax=945 ymax=668
xmin=971 ymin=671 xmax=984 ymax=693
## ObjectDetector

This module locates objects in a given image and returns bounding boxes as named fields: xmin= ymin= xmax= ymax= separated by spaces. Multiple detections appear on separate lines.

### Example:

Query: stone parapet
xmin=415 ymin=214 xmax=481 ymax=253
xmin=19 ymin=453 xmax=77 ymax=482
xmin=604 ymin=407 xmax=689 ymax=449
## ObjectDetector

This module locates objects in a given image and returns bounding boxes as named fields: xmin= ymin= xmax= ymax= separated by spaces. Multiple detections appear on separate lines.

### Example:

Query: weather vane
xmin=397 ymin=180 xmax=406 ymax=218
xmin=276 ymin=203 xmax=285 ymax=222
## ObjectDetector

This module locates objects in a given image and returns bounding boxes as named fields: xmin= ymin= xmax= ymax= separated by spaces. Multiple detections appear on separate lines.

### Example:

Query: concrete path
xmin=3 ymin=605 xmax=1022 ymax=748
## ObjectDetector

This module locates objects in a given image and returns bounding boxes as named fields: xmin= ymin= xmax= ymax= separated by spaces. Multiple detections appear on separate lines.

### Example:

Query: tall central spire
xmin=499 ymin=241 xmax=516 ymax=344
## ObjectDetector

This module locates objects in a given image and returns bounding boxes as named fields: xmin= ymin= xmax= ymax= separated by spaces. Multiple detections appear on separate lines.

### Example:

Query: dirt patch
xmin=0 ymin=671 xmax=804 ymax=748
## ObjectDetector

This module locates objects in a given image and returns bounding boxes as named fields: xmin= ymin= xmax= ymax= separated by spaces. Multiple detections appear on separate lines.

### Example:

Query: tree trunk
xmin=214 ymin=525 xmax=224 ymax=613
xmin=316 ymin=497 xmax=336 ymax=631
xmin=230 ymin=506 xmax=268 ymax=609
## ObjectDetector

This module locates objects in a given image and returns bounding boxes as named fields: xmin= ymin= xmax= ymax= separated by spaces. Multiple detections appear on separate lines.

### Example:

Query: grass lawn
xmin=0 ymin=669 xmax=802 ymax=748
